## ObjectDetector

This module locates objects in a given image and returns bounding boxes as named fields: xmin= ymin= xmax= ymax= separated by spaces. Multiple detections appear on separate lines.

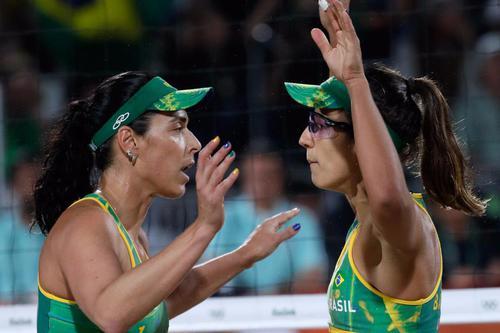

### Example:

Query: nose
xmin=187 ymin=129 xmax=202 ymax=154
xmin=299 ymin=127 xmax=313 ymax=149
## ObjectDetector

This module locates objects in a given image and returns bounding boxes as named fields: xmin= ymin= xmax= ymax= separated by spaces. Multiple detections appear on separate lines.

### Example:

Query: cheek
xmin=170 ymin=132 xmax=187 ymax=147
xmin=159 ymin=133 xmax=186 ymax=156
xmin=145 ymin=135 xmax=185 ymax=174
xmin=312 ymin=141 xmax=353 ymax=188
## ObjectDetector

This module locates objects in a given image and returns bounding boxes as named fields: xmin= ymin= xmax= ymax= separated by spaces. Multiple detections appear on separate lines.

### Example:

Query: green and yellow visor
xmin=89 ymin=76 xmax=212 ymax=151
xmin=284 ymin=77 xmax=406 ymax=151
xmin=284 ymin=76 xmax=351 ymax=111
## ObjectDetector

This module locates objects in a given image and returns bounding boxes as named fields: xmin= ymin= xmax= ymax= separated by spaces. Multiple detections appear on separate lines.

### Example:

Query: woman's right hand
xmin=313 ymin=0 xmax=364 ymax=84
xmin=195 ymin=136 xmax=238 ymax=231
xmin=239 ymin=208 xmax=301 ymax=266
xmin=319 ymin=0 xmax=350 ymax=40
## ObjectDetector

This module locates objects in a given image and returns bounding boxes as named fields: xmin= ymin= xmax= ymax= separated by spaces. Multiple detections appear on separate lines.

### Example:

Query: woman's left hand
xmin=238 ymin=208 xmax=301 ymax=266
xmin=312 ymin=0 xmax=365 ymax=84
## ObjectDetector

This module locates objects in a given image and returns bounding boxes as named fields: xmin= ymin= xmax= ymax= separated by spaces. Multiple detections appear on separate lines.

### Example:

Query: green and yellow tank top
xmin=37 ymin=193 xmax=169 ymax=333
xmin=327 ymin=193 xmax=442 ymax=333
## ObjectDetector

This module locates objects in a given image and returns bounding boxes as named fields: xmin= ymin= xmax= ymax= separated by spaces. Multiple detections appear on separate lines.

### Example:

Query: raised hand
xmin=313 ymin=0 xmax=364 ymax=84
xmin=239 ymin=208 xmax=301 ymax=265
xmin=195 ymin=137 xmax=238 ymax=231
xmin=319 ymin=0 xmax=350 ymax=42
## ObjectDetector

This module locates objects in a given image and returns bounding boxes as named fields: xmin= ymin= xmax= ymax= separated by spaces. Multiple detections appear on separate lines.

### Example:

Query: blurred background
xmin=0 ymin=0 xmax=499 ymax=307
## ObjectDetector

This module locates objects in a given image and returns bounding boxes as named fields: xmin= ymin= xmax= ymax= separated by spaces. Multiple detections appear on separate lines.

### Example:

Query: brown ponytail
xmin=410 ymin=77 xmax=488 ymax=216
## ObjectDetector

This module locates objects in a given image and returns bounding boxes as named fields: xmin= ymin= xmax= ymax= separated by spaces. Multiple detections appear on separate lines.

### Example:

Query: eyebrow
xmin=170 ymin=112 xmax=189 ymax=124
xmin=321 ymin=108 xmax=344 ymax=116
xmin=320 ymin=109 xmax=349 ymax=122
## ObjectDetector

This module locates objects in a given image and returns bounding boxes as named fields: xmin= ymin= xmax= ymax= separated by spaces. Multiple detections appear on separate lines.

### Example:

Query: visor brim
xmin=149 ymin=87 xmax=213 ymax=111
xmin=284 ymin=82 xmax=343 ymax=109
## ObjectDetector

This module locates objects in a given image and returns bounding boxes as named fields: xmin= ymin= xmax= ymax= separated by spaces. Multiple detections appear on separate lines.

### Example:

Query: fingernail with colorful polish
xmin=293 ymin=223 xmax=301 ymax=231
xmin=229 ymin=150 xmax=235 ymax=157
xmin=223 ymin=142 xmax=231 ymax=149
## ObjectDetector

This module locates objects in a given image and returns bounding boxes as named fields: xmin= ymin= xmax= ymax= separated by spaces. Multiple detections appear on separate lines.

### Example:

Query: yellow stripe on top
xmin=70 ymin=196 xmax=137 ymax=268
xmin=38 ymin=279 xmax=77 ymax=304
xmin=329 ymin=326 xmax=355 ymax=333
xmin=347 ymin=196 xmax=442 ymax=306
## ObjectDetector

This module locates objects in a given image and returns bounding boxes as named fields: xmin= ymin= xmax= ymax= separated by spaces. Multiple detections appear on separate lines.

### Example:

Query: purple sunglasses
xmin=308 ymin=111 xmax=352 ymax=140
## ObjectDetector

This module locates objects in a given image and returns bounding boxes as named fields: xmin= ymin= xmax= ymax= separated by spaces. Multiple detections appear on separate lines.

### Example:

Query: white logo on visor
xmin=112 ymin=112 xmax=130 ymax=130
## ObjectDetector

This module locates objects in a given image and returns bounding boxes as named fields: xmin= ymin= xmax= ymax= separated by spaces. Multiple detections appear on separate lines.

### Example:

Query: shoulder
xmin=47 ymin=199 xmax=118 ymax=255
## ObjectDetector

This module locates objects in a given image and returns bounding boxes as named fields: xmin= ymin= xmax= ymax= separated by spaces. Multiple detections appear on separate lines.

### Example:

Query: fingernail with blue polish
xmin=293 ymin=223 xmax=301 ymax=231
xmin=223 ymin=142 xmax=231 ymax=149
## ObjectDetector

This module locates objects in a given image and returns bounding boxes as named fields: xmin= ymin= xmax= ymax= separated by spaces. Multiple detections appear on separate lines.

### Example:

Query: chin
xmin=311 ymin=173 xmax=346 ymax=193
xmin=172 ymin=185 xmax=186 ymax=198
xmin=159 ymin=184 xmax=186 ymax=199
xmin=311 ymin=173 xmax=328 ymax=190
xmin=311 ymin=176 xmax=331 ymax=191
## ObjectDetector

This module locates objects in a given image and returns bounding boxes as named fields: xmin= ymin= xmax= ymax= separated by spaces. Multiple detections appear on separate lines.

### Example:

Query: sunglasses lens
xmin=308 ymin=113 xmax=336 ymax=139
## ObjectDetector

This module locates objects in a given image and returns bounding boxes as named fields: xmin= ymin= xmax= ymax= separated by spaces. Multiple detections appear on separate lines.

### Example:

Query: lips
xmin=181 ymin=160 xmax=195 ymax=172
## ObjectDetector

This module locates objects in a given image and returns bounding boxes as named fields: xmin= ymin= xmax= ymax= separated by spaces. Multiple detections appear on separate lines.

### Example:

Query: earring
xmin=126 ymin=150 xmax=138 ymax=166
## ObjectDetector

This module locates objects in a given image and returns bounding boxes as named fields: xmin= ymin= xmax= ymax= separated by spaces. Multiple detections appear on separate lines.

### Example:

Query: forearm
xmin=347 ymin=78 xmax=409 ymax=203
xmin=166 ymin=247 xmax=252 ymax=318
xmin=91 ymin=221 xmax=218 ymax=331
xmin=165 ymin=206 xmax=300 ymax=319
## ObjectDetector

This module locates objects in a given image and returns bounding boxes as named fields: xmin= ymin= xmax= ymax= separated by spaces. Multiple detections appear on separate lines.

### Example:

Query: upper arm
xmin=370 ymin=195 xmax=425 ymax=253
xmin=56 ymin=208 xmax=124 ymax=321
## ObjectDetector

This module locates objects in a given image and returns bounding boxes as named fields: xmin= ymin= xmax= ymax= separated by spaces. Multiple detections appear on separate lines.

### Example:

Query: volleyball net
xmin=1 ymin=288 xmax=500 ymax=332
xmin=1 ymin=0 xmax=500 ymax=332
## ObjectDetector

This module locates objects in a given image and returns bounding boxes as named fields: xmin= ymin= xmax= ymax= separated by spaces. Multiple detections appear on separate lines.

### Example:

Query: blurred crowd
xmin=0 ymin=0 xmax=499 ymax=304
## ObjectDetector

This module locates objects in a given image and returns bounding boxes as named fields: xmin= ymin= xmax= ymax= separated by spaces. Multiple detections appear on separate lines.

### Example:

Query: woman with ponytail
xmin=284 ymin=1 xmax=487 ymax=332
xmin=34 ymin=72 xmax=301 ymax=333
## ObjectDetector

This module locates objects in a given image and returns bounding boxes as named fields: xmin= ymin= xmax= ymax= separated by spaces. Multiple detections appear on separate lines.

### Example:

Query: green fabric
xmin=284 ymin=77 xmax=406 ymax=151
xmin=327 ymin=195 xmax=441 ymax=332
xmin=284 ymin=77 xmax=347 ymax=110
xmin=89 ymin=76 xmax=212 ymax=151
xmin=37 ymin=193 xmax=169 ymax=333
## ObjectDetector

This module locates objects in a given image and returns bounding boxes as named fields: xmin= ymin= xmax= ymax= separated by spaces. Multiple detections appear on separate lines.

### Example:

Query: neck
xmin=98 ymin=166 xmax=153 ymax=237
xmin=344 ymin=181 xmax=370 ymax=224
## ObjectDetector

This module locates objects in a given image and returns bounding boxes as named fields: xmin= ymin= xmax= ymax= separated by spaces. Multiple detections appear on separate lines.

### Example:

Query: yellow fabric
xmin=38 ymin=279 xmax=77 ymax=305
xmin=329 ymin=326 xmax=355 ymax=333
xmin=34 ymin=0 xmax=142 ymax=41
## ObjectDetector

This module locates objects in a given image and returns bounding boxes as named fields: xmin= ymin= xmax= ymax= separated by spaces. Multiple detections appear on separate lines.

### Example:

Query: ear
xmin=115 ymin=126 xmax=137 ymax=154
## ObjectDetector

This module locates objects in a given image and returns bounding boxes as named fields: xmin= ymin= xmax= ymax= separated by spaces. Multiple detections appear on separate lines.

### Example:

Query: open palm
xmin=312 ymin=0 xmax=364 ymax=83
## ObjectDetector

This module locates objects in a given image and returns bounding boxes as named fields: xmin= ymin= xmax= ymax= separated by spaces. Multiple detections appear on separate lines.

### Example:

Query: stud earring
xmin=126 ymin=150 xmax=138 ymax=166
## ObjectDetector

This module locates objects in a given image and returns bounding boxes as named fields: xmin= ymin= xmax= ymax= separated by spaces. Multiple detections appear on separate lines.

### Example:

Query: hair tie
xmin=406 ymin=78 xmax=416 ymax=95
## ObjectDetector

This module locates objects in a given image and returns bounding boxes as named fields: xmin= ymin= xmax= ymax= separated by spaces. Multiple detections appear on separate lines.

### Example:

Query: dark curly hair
xmin=33 ymin=72 xmax=158 ymax=235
